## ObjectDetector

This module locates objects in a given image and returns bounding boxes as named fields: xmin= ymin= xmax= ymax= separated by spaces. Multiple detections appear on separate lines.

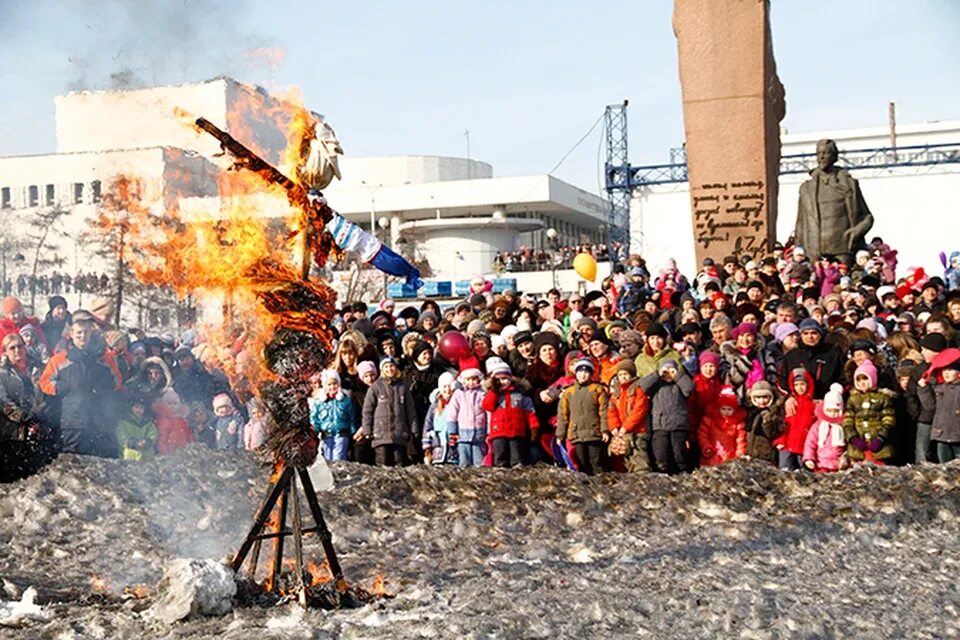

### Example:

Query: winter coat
xmin=720 ymin=342 xmax=766 ymax=400
xmin=526 ymin=359 xmax=564 ymax=434
xmin=557 ymin=381 xmax=609 ymax=444
xmin=125 ymin=356 xmax=173 ymax=403
xmin=423 ymin=389 xmax=455 ymax=450
xmin=803 ymin=405 xmax=846 ymax=472
xmin=0 ymin=357 xmax=39 ymax=441
xmin=638 ymin=370 xmax=695 ymax=432
xmin=594 ymin=352 xmax=623 ymax=386
xmin=243 ymin=418 xmax=268 ymax=450
xmin=843 ymin=391 xmax=896 ymax=461
xmin=772 ymin=370 xmax=816 ymax=455
xmin=781 ymin=342 xmax=844 ymax=400
xmin=445 ymin=387 xmax=487 ymax=444
xmin=744 ymin=403 xmax=783 ymax=464
xmin=607 ymin=380 xmax=650 ymax=434
xmin=919 ymin=381 xmax=960 ymax=444
xmin=906 ymin=362 xmax=935 ymax=424
xmin=212 ymin=412 xmax=243 ymax=450
xmin=155 ymin=416 xmax=194 ymax=455
xmin=482 ymin=383 xmax=538 ymax=440
xmin=116 ymin=414 xmax=159 ymax=461
xmin=403 ymin=362 xmax=446 ymax=436
xmin=38 ymin=339 xmax=122 ymax=433
xmin=698 ymin=407 xmax=747 ymax=466
xmin=310 ymin=392 xmax=357 ymax=436
xmin=172 ymin=363 xmax=224 ymax=408
xmin=635 ymin=346 xmax=683 ymax=379
xmin=689 ymin=373 xmax=721 ymax=435
xmin=361 ymin=376 xmax=418 ymax=447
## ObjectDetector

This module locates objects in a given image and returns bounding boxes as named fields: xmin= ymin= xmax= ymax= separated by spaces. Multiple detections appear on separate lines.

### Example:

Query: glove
xmin=868 ymin=438 xmax=883 ymax=453
xmin=849 ymin=436 xmax=867 ymax=451
xmin=803 ymin=460 xmax=816 ymax=471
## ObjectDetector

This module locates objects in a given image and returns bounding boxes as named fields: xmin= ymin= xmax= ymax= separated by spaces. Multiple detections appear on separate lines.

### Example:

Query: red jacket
xmin=773 ymin=370 xmax=816 ymax=455
xmin=482 ymin=384 xmax=538 ymax=439
xmin=608 ymin=381 xmax=650 ymax=434
xmin=698 ymin=410 xmax=747 ymax=466
xmin=689 ymin=373 xmax=722 ymax=436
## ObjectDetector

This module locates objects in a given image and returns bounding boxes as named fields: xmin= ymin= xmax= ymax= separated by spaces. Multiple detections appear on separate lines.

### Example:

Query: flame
xmin=123 ymin=585 xmax=150 ymax=599
xmin=90 ymin=575 xmax=110 ymax=594
xmin=306 ymin=560 xmax=333 ymax=586
xmin=246 ymin=47 xmax=287 ymax=71
xmin=370 ymin=575 xmax=392 ymax=597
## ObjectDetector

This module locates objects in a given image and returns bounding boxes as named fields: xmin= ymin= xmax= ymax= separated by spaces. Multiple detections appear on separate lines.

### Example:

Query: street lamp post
xmin=378 ymin=216 xmax=390 ymax=299
xmin=361 ymin=180 xmax=383 ymax=236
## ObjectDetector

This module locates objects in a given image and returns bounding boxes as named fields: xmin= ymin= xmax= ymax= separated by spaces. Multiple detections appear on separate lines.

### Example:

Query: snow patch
xmin=0 ymin=587 xmax=51 ymax=627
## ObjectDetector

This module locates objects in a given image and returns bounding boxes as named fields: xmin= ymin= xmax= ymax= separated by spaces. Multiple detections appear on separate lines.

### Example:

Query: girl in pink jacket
xmin=803 ymin=383 xmax=848 ymax=472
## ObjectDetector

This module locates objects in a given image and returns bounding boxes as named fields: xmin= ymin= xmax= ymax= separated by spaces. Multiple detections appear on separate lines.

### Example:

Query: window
xmin=91 ymin=180 xmax=101 ymax=203
xmin=45 ymin=184 xmax=55 ymax=206
xmin=28 ymin=185 xmax=38 ymax=207
xmin=73 ymin=183 xmax=84 ymax=204
xmin=1 ymin=187 xmax=10 ymax=209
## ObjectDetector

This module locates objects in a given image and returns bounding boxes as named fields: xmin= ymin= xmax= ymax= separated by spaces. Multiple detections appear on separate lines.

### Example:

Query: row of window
xmin=0 ymin=181 xmax=102 ymax=209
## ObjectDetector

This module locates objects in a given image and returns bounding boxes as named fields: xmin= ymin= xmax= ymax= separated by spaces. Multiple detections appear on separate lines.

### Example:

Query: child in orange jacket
xmin=697 ymin=385 xmax=747 ymax=466
xmin=606 ymin=359 xmax=651 ymax=472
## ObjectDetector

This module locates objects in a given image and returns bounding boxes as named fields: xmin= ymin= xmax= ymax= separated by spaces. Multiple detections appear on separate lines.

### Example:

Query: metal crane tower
xmin=604 ymin=100 xmax=631 ymax=261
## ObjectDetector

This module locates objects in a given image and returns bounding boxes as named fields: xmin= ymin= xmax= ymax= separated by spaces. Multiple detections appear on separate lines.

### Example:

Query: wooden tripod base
xmin=231 ymin=463 xmax=346 ymax=607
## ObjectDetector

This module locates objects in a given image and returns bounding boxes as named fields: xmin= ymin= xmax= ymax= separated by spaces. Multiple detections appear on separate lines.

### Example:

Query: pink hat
xmin=356 ymin=360 xmax=377 ymax=378
xmin=854 ymin=361 xmax=878 ymax=390
xmin=698 ymin=351 xmax=721 ymax=368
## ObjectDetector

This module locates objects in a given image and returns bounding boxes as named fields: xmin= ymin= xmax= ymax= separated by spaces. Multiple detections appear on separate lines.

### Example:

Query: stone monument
xmin=673 ymin=0 xmax=785 ymax=264
xmin=794 ymin=139 xmax=874 ymax=262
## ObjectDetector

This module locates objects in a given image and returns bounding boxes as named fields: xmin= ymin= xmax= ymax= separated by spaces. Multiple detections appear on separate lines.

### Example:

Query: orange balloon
xmin=573 ymin=252 xmax=597 ymax=282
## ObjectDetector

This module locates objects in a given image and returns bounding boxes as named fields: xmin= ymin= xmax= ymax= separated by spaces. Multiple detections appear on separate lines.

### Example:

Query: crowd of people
xmin=1 ymin=238 xmax=959 ymax=479
xmin=2 ymin=271 xmax=111 ymax=299
xmin=493 ymin=241 xmax=626 ymax=272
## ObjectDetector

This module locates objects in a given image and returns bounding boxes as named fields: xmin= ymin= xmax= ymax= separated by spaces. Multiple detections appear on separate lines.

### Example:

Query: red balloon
xmin=439 ymin=331 xmax=471 ymax=361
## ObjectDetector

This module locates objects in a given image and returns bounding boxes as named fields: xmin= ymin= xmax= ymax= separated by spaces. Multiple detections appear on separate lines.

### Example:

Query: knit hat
xmin=356 ymin=360 xmax=377 ymax=378
xmin=411 ymin=340 xmax=433 ymax=362
xmin=48 ymin=295 xmax=67 ymax=311
xmin=486 ymin=359 xmax=512 ymax=377
xmin=773 ymin=322 xmax=800 ymax=343
xmin=470 ymin=330 xmax=492 ymax=347
xmin=919 ymin=333 xmax=948 ymax=353
xmin=17 ymin=324 xmax=39 ymax=338
xmin=90 ymin=296 xmax=114 ymax=320
xmin=500 ymin=325 xmax=518 ymax=341
xmin=645 ymin=323 xmax=669 ymax=339
xmin=490 ymin=334 xmax=506 ymax=351
xmin=749 ymin=380 xmax=774 ymax=400
xmin=466 ymin=319 xmax=486 ymax=335
xmin=1 ymin=297 xmax=23 ymax=317
xmin=573 ymin=358 xmax=595 ymax=373
xmin=717 ymin=385 xmax=739 ymax=409
xmin=856 ymin=317 xmax=881 ymax=336
xmin=731 ymin=322 xmax=757 ymax=339
xmin=320 ymin=369 xmax=341 ymax=385
xmin=618 ymin=329 xmax=643 ymax=348
xmin=532 ymin=331 xmax=563 ymax=354
xmin=513 ymin=330 xmax=533 ymax=347
xmin=212 ymin=393 xmax=234 ymax=410
xmin=658 ymin=359 xmax=679 ymax=373
xmin=614 ymin=359 xmax=637 ymax=377
xmin=848 ymin=339 xmax=877 ymax=357
xmin=438 ymin=371 xmax=456 ymax=389
xmin=854 ymin=360 xmax=878 ymax=389
xmin=379 ymin=356 xmax=398 ymax=370
xmin=798 ymin=318 xmax=824 ymax=335
xmin=823 ymin=383 xmax=844 ymax=412
xmin=790 ymin=367 xmax=808 ymax=383
xmin=575 ymin=317 xmax=598 ymax=331
xmin=698 ymin=351 xmax=721 ymax=368
xmin=460 ymin=367 xmax=483 ymax=380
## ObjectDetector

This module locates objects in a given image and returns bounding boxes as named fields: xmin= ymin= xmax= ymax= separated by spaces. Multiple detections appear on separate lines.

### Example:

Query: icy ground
xmin=1 ymin=447 xmax=959 ymax=639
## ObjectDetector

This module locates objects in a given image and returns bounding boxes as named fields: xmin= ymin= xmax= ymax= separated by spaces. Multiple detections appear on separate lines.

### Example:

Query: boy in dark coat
xmin=639 ymin=359 xmax=694 ymax=474
xmin=361 ymin=357 xmax=418 ymax=467
xmin=744 ymin=380 xmax=783 ymax=465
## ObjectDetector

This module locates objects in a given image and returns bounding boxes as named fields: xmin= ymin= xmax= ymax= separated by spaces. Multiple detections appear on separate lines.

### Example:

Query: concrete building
xmin=632 ymin=120 xmax=960 ymax=276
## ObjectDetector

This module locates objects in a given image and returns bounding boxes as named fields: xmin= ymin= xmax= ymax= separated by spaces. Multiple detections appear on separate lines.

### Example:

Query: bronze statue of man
xmin=794 ymin=139 xmax=873 ymax=262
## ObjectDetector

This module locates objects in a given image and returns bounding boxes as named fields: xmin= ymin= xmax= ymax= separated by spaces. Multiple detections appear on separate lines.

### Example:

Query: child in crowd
xmin=918 ymin=349 xmax=960 ymax=463
xmin=310 ymin=369 xmax=357 ymax=462
xmin=350 ymin=361 xmax=379 ymax=464
xmin=211 ymin=393 xmax=243 ymax=451
xmin=243 ymin=398 xmax=273 ymax=451
xmin=557 ymin=359 xmax=610 ymax=475
xmin=803 ymin=383 xmax=847 ymax=472
xmin=482 ymin=359 xmax=538 ymax=468
xmin=152 ymin=388 xmax=194 ymax=455
xmin=116 ymin=395 xmax=158 ymax=461
xmin=361 ymin=357 xmax=418 ymax=467
xmin=843 ymin=361 xmax=895 ymax=466
xmin=697 ymin=385 xmax=746 ymax=467
xmin=446 ymin=368 xmax=487 ymax=468
xmin=744 ymin=381 xmax=783 ymax=465
xmin=606 ymin=359 xmax=651 ymax=473
xmin=689 ymin=350 xmax=723 ymax=457
xmin=639 ymin=358 xmax=694 ymax=474
xmin=423 ymin=371 xmax=458 ymax=465
xmin=188 ymin=401 xmax=215 ymax=449
xmin=773 ymin=368 xmax=816 ymax=470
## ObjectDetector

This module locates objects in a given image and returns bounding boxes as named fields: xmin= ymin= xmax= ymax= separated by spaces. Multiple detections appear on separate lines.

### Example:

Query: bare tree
xmin=26 ymin=205 xmax=69 ymax=312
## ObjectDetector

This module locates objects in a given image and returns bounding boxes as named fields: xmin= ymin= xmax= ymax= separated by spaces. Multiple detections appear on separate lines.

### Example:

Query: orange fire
xmin=306 ymin=560 xmax=333 ymax=586
xmin=86 ymin=84 xmax=337 ymax=392
xmin=370 ymin=575 xmax=392 ymax=598
xmin=90 ymin=575 xmax=110 ymax=594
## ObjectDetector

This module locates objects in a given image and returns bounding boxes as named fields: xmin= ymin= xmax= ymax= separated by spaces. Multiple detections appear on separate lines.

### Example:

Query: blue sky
xmin=1 ymin=0 xmax=958 ymax=192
